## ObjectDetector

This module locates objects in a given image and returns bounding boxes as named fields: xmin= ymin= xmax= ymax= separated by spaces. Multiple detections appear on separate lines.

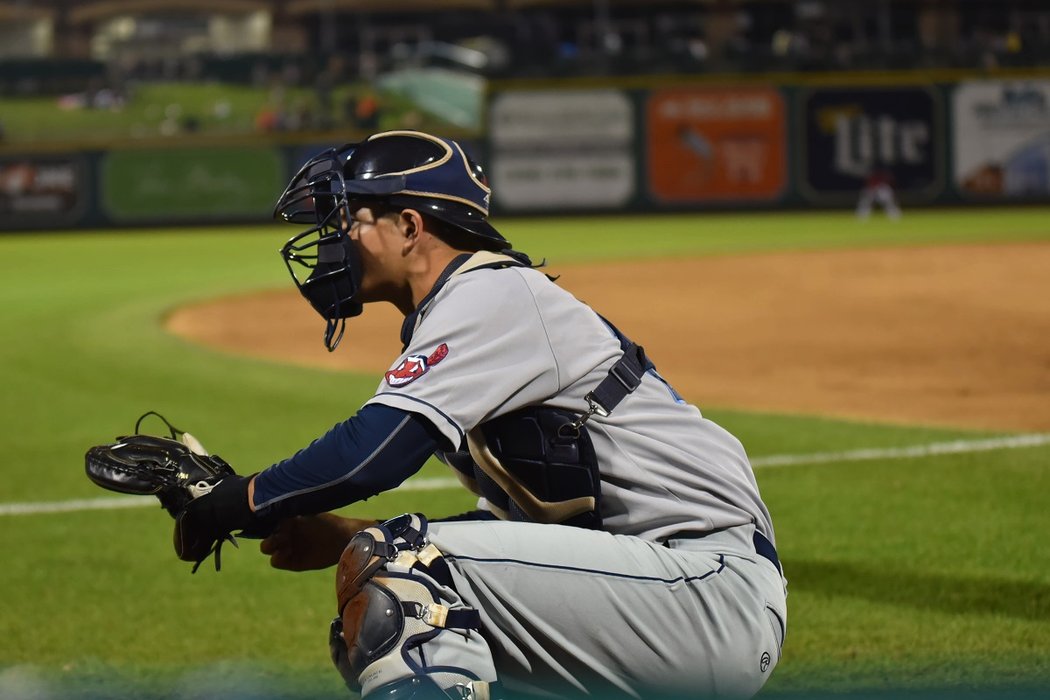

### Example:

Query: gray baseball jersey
xmin=366 ymin=252 xmax=786 ymax=697
xmin=367 ymin=252 xmax=776 ymax=545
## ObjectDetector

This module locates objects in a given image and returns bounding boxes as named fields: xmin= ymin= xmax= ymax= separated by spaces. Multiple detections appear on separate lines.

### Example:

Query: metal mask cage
xmin=274 ymin=144 xmax=354 ymax=225
xmin=275 ymin=145 xmax=355 ymax=285
xmin=275 ymin=145 xmax=363 ymax=351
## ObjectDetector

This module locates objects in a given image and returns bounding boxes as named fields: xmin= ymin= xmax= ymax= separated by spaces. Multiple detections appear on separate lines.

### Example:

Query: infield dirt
xmin=166 ymin=242 xmax=1050 ymax=432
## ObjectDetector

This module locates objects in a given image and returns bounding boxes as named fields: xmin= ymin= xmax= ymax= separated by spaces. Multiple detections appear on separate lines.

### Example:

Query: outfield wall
xmin=485 ymin=72 xmax=1050 ymax=216
xmin=1 ymin=71 xmax=1048 ymax=231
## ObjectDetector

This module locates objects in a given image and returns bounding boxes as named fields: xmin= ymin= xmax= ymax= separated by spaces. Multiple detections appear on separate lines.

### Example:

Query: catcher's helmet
xmin=350 ymin=131 xmax=506 ymax=248
xmin=273 ymin=131 xmax=507 ymax=352
xmin=275 ymin=130 xmax=507 ymax=249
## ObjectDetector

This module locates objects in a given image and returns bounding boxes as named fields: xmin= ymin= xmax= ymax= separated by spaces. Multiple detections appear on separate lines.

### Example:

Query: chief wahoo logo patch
xmin=385 ymin=343 xmax=449 ymax=387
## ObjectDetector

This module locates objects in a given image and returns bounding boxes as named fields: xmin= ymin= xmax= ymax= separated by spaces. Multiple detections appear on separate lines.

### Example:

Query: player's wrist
xmin=205 ymin=475 xmax=256 ymax=531
xmin=174 ymin=475 xmax=276 ymax=565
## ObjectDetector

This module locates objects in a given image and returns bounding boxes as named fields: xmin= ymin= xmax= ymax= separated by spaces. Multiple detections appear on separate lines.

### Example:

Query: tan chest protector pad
xmin=453 ymin=407 xmax=603 ymax=529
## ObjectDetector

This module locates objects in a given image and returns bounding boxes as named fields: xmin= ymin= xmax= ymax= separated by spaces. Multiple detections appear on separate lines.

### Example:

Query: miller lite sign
xmin=799 ymin=87 xmax=943 ymax=204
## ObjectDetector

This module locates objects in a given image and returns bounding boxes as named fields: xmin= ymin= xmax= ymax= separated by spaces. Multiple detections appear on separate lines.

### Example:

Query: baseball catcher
xmin=85 ymin=412 xmax=269 ymax=572
xmin=86 ymin=131 xmax=787 ymax=700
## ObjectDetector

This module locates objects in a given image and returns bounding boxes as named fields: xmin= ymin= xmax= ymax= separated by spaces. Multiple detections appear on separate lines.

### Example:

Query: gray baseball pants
xmin=427 ymin=520 xmax=787 ymax=699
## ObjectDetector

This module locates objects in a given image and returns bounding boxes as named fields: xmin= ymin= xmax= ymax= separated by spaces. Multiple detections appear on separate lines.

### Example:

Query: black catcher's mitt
xmin=84 ymin=412 xmax=235 ymax=518
xmin=85 ymin=412 xmax=260 ymax=572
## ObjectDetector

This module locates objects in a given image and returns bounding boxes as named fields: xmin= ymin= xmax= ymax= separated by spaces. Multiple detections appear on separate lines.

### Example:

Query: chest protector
xmin=440 ymin=321 xmax=651 ymax=530
xmin=442 ymin=407 xmax=603 ymax=529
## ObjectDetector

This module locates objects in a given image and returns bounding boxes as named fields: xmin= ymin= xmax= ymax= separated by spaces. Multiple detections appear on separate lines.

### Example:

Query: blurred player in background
xmin=856 ymin=167 xmax=902 ymax=220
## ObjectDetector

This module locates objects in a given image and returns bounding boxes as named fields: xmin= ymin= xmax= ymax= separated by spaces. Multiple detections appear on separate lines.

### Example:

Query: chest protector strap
xmin=563 ymin=338 xmax=649 ymax=438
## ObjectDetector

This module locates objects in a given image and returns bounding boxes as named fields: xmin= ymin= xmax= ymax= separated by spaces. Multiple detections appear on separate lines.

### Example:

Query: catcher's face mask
xmin=275 ymin=132 xmax=513 ymax=351
xmin=274 ymin=145 xmax=365 ymax=352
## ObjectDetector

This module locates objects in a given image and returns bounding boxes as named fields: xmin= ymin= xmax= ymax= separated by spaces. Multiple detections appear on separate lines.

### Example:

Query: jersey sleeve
xmin=366 ymin=268 xmax=560 ymax=448
xmin=250 ymin=404 xmax=443 ymax=519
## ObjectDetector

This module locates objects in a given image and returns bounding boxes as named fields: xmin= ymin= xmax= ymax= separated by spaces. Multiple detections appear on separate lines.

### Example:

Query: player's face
xmin=343 ymin=205 xmax=408 ymax=304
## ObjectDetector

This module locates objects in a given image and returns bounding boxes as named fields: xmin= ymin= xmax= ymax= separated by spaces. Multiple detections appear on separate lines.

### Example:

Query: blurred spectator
xmin=252 ymin=61 xmax=270 ymax=87
xmin=287 ymin=99 xmax=315 ymax=132
xmin=354 ymin=91 xmax=381 ymax=131
xmin=314 ymin=55 xmax=345 ymax=130
xmin=180 ymin=114 xmax=201 ymax=134
xmin=255 ymin=106 xmax=281 ymax=133
xmin=399 ymin=109 xmax=424 ymax=130
xmin=687 ymin=38 xmax=709 ymax=62
xmin=343 ymin=94 xmax=358 ymax=125
xmin=6 ymin=0 xmax=1050 ymax=146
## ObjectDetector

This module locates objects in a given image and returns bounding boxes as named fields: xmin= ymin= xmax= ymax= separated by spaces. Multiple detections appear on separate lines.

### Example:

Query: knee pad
xmin=330 ymin=513 xmax=496 ymax=699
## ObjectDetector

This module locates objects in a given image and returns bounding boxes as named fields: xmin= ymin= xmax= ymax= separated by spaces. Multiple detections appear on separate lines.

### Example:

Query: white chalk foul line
xmin=4 ymin=434 xmax=1049 ymax=517
xmin=749 ymin=432 xmax=1050 ymax=468
xmin=0 ymin=477 xmax=464 ymax=517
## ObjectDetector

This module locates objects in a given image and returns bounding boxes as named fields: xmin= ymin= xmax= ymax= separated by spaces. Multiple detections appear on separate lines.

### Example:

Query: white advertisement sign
xmin=953 ymin=81 xmax=1050 ymax=197
xmin=491 ymin=152 xmax=634 ymax=210
xmin=488 ymin=89 xmax=635 ymax=211
xmin=489 ymin=90 xmax=633 ymax=148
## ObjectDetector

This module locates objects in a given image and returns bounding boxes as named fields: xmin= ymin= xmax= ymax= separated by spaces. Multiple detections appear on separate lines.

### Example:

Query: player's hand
xmin=260 ymin=513 xmax=377 ymax=571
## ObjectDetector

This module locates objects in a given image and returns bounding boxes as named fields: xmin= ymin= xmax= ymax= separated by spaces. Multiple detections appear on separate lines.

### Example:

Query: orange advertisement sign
xmin=646 ymin=87 xmax=787 ymax=202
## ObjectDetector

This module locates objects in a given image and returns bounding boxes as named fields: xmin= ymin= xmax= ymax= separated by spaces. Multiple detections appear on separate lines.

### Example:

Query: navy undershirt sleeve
xmin=251 ymin=404 xmax=445 ymax=520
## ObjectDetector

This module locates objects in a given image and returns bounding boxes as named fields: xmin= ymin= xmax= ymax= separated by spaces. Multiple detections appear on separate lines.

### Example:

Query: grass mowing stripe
xmin=7 ymin=433 xmax=1047 ymax=517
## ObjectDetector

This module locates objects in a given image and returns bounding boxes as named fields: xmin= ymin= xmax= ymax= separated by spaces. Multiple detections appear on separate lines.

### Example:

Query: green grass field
xmin=1 ymin=208 xmax=1048 ymax=699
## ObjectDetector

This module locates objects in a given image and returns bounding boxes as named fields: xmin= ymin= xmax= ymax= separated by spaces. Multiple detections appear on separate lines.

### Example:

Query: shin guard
xmin=330 ymin=514 xmax=496 ymax=699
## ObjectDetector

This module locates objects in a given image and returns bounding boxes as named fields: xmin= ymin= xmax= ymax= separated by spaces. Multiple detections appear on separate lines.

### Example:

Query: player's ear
xmin=398 ymin=209 xmax=424 ymax=252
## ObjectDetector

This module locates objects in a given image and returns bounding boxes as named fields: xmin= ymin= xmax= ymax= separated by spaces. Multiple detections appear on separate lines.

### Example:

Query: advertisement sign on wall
xmin=799 ymin=87 xmax=943 ymax=204
xmin=101 ymin=147 xmax=285 ymax=222
xmin=488 ymin=89 xmax=635 ymax=211
xmin=953 ymin=80 xmax=1050 ymax=198
xmin=0 ymin=158 xmax=87 ymax=228
xmin=646 ymin=87 xmax=787 ymax=203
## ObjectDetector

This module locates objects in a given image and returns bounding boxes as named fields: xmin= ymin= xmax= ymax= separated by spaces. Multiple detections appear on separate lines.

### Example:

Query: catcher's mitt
xmin=84 ymin=412 xmax=235 ymax=518
xmin=85 ymin=412 xmax=257 ymax=572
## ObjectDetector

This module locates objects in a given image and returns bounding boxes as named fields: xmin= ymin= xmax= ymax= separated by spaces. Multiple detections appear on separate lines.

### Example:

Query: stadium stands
xmin=0 ymin=0 xmax=1046 ymax=144
xmin=0 ymin=0 xmax=1046 ymax=80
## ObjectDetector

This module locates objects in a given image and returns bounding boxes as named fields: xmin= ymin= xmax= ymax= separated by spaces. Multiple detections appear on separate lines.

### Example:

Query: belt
xmin=752 ymin=531 xmax=782 ymax=573
xmin=665 ymin=529 xmax=781 ymax=573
